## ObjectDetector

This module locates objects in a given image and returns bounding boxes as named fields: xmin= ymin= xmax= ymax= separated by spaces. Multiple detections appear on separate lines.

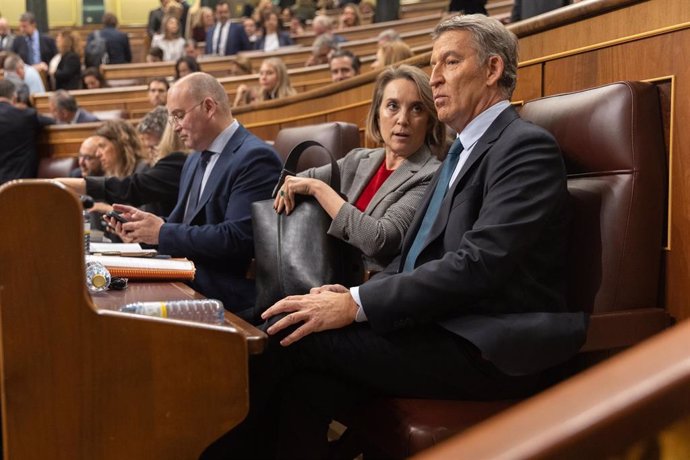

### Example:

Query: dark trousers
xmin=201 ymin=322 xmax=550 ymax=459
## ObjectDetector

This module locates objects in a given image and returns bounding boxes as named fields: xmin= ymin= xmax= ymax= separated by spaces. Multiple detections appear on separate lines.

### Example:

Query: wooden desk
xmin=93 ymin=281 xmax=268 ymax=355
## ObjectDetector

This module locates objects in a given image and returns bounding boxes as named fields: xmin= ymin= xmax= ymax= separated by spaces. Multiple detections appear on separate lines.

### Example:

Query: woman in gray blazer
xmin=275 ymin=65 xmax=445 ymax=272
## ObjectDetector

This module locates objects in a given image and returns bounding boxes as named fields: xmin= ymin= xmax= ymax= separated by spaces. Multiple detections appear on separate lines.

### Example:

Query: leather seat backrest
xmin=38 ymin=156 xmax=79 ymax=178
xmin=519 ymin=81 xmax=667 ymax=314
xmin=273 ymin=121 xmax=360 ymax=171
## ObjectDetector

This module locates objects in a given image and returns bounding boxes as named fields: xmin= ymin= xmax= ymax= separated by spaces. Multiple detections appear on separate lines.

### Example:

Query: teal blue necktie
xmin=403 ymin=139 xmax=464 ymax=272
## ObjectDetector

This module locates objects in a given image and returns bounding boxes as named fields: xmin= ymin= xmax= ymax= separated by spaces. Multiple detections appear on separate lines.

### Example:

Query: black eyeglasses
xmin=168 ymin=100 xmax=205 ymax=126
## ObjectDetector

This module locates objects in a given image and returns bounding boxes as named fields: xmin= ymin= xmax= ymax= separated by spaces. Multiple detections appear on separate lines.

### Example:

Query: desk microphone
xmin=80 ymin=195 xmax=94 ymax=210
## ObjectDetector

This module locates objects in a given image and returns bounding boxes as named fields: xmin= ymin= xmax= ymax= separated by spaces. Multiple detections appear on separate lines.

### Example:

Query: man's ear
xmin=485 ymin=55 xmax=504 ymax=87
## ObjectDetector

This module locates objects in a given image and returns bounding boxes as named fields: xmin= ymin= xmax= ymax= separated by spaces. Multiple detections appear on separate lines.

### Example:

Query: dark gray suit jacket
xmin=359 ymin=106 xmax=587 ymax=376
xmin=304 ymin=146 xmax=440 ymax=271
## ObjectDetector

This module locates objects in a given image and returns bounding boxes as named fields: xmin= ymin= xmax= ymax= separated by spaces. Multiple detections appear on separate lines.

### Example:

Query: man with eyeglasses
xmin=106 ymin=72 xmax=282 ymax=316
xmin=71 ymin=136 xmax=104 ymax=178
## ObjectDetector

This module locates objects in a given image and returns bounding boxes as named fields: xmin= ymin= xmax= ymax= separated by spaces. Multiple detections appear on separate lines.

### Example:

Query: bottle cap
xmin=91 ymin=274 xmax=108 ymax=288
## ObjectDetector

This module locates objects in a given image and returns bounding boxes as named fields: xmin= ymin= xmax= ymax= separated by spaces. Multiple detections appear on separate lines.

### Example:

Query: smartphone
xmin=105 ymin=210 xmax=129 ymax=224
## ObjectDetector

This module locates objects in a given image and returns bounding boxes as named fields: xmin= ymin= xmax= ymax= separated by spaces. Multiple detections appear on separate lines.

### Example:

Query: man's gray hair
xmin=3 ymin=53 xmax=22 ymax=72
xmin=0 ymin=79 xmax=17 ymax=99
xmin=50 ymin=89 xmax=79 ymax=113
xmin=433 ymin=14 xmax=518 ymax=97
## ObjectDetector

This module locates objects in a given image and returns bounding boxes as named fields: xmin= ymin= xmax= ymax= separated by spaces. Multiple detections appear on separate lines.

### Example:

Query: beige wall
xmin=0 ymin=0 xmax=157 ymax=28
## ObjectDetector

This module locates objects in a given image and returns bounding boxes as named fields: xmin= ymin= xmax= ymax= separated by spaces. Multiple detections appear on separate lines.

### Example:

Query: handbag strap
xmin=271 ymin=140 xmax=342 ymax=198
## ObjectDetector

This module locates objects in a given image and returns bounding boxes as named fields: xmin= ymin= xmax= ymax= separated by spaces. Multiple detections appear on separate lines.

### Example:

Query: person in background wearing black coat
xmin=57 ymin=107 xmax=189 ymax=219
xmin=49 ymin=30 xmax=82 ymax=90
xmin=449 ymin=0 xmax=487 ymax=14
xmin=88 ymin=12 xmax=132 ymax=65
xmin=0 ymin=80 xmax=54 ymax=185
xmin=511 ymin=0 xmax=571 ymax=22
xmin=11 ymin=11 xmax=57 ymax=71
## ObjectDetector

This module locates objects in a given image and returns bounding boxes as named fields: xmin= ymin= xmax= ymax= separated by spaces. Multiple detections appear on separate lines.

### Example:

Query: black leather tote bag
xmin=252 ymin=140 xmax=362 ymax=312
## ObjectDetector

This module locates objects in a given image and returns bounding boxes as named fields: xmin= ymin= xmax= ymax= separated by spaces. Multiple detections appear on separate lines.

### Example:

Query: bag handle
xmin=271 ymin=140 xmax=342 ymax=198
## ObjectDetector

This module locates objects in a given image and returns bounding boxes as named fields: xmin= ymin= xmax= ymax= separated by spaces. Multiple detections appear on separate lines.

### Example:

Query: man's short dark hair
xmin=148 ymin=47 xmax=165 ymax=61
xmin=0 ymin=79 xmax=17 ymax=99
xmin=19 ymin=12 xmax=36 ymax=24
xmin=148 ymin=77 xmax=170 ymax=90
xmin=102 ymin=12 xmax=118 ymax=27
xmin=329 ymin=49 xmax=361 ymax=74
xmin=51 ymin=89 xmax=79 ymax=113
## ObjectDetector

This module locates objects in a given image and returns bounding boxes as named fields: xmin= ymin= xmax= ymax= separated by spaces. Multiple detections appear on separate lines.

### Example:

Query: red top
xmin=354 ymin=160 xmax=395 ymax=211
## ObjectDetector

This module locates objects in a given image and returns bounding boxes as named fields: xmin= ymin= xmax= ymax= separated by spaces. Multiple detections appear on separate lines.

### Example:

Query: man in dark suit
xmin=0 ymin=80 xmax=54 ymax=185
xmin=87 ymin=12 xmax=132 ymax=65
xmin=204 ymin=0 xmax=252 ymax=56
xmin=49 ymin=90 xmax=100 ymax=124
xmin=511 ymin=0 xmax=571 ymax=22
xmin=201 ymin=14 xmax=588 ymax=459
xmin=108 ymin=72 xmax=282 ymax=313
xmin=11 ymin=11 xmax=57 ymax=70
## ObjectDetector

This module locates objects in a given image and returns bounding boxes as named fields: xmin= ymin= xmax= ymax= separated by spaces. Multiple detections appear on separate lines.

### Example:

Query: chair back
xmin=520 ymin=81 xmax=667 ymax=316
xmin=273 ymin=121 xmax=360 ymax=171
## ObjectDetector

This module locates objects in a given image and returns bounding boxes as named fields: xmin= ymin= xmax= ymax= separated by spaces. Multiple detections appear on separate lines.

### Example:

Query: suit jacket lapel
xmin=187 ymin=125 xmax=249 ymax=221
xmin=348 ymin=149 xmax=383 ymax=201
xmin=365 ymin=145 xmax=430 ymax=213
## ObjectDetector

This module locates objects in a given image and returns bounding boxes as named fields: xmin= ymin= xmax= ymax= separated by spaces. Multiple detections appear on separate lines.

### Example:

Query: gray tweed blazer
xmin=302 ymin=145 xmax=441 ymax=271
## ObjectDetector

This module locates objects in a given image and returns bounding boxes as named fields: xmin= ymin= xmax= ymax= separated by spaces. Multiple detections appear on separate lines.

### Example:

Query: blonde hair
xmin=156 ymin=121 xmax=190 ymax=161
xmin=258 ymin=57 xmax=296 ymax=101
xmin=378 ymin=40 xmax=413 ymax=67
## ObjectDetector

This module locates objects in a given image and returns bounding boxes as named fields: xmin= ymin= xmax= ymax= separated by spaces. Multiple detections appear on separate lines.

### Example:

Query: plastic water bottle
xmin=119 ymin=299 xmax=225 ymax=324
xmin=85 ymin=261 xmax=111 ymax=293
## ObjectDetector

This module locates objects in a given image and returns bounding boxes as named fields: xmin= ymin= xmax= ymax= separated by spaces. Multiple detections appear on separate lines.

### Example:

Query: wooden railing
xmin=414 ymin=319 xmax=690 ymax=460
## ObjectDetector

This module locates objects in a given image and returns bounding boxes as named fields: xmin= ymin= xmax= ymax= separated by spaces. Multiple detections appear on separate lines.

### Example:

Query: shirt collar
xmin=458 ymin=100 xmax=511 ymax=151
xmin=206 ymin=119 xmax=240 ymax=155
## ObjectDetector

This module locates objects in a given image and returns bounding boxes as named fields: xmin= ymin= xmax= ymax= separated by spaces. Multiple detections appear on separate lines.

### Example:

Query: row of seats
xmin=265 ymin=81 xmax=671 ymax=457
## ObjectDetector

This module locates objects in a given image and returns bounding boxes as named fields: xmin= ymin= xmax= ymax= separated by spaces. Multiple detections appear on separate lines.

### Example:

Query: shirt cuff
xmin=350 ymin=286 xmax=368 ymax=322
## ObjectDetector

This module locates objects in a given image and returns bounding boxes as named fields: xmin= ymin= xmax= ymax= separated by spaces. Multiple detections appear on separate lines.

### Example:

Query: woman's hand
xmin=273 ymin=176 xmax=325 ymax=215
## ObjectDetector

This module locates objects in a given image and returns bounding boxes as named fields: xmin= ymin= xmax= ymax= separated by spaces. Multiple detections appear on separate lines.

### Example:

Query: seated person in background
xmin=49 ymin=90 xmax=100 ymax=124
xmin=292 ymin=0 xmax=317 ymax=22
xmin=49 ymin=30 xmax=82 ymax=90
xmin=243 ymin=17 xmax=261 ymax=45
xmin=202 ymin=15 xmax=585 ymax=459
xmin=70 ymin=136 xmax=104 ymax=178
xmin=137 ymin=105 xmax=169 ymax=161
xmin=376 ymin=28 xmax=401 ymax=46
xmin=57 ymin=107 xmax=189 ymax=218
xmin=105 ymin=72 xmax=282 ymax=314
xmin=311 ymin=14 xmax=345 ymax=43
xmin=175 ymin=55 xmax=201 ymax=80
xmin=275 ymin=64 xmax=443 ymax=273
xmin=3 ymin=52 xmax=45 ymax=97
xmin=0 ymin=79 xmax=54 ymax=185
xmin=234 ymin=57 xmax=296 ymax=107
xmin=305 ymin=33 xmax=340 ymax=66
xmin=288 ymin=16 xmax=306 ymax=35
xmin=371 ymin=39 xmax=413 ymax=70
xmin=254 ymin=10 xmax=294 ymax=52
xmin=329 ymin=49 xmax=360 ymax=82
xmin=147 ymin=77 xmax=169 ymax=107
xmin=94 ymin=120 xmax=151 ymax=179
xmin=227 ymin=55 xmax=253 ymax=76
xmin=337 ymin=3 xmax=361 ymax=29
xmin=184 ymin=38 xmax=198 ymax=59
xmin=146 ymin=46 xmax=165 ymax=63
xmin=189 ymin=6 xmax=214 ymax=43
xmin=82 ymin=67 xmax=109 ymax=89
xmin=151 ymin=14 xmax=186 ymax=61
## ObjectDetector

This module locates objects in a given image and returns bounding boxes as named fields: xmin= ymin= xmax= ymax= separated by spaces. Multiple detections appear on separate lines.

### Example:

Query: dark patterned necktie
xmin=402 ymin=139 xmax=464 ymax=272
xmin=184 ymin=150 xmax=213 ymax=223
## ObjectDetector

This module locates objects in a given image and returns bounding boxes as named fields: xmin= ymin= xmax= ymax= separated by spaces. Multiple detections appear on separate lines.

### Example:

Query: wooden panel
xmin=291 ymin=13 xmax=443 ymax=46
xmin=513 ymin=63 xmax=543 ymax=102
xmin=515 ymin=0 xmax=690 ymax=62
xmin=0 ymin=180 xmax=253 ymax=459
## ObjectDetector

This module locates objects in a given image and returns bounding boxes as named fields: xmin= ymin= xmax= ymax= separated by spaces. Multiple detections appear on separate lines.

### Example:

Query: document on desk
xmin=86 ymin=255 xmax=196 ymax=281
xmin=90 ymin=242 xmax=159 ymax=256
